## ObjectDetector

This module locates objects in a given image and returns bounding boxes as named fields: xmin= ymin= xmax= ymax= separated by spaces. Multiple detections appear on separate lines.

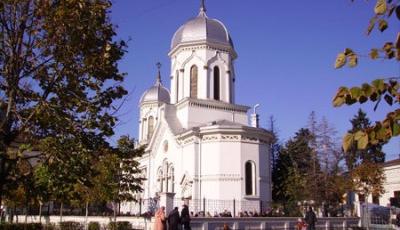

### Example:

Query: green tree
xmin=86 ymin=136 xmax=144 ymax=221
xmin=346 ymin=109 xmax=385 ymax=171
xmin=344 ymin=109 xmax=386 ymax=216
xmin=333 ymin=0 xmax=400 ymax=151
xmin=0 ymin=0 xmax=128 ymax=205
xmin=273 ymin=128 xmax=319 ymax=216
xmin=268 ymin=115 xmax=281 ymax=194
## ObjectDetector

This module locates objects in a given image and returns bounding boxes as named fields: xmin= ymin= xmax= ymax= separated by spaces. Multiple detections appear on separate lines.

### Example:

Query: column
xmin=159 ymin=192 xmax=176 ymax=215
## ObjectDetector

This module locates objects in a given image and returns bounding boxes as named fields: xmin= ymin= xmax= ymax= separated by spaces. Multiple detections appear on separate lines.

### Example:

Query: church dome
xmin=170 ymin=5 xmax=234 ymax=51
xmin=140 ymin=66 xmax=170 ymax=104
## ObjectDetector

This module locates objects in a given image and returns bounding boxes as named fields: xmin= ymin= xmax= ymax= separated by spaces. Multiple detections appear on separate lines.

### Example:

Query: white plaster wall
xmin=176 ymin=105 xmax=247 ymax=129
xmin=200 ymin=140 xmax=242 ymax=200
xmin=380 ymin=164 xmax=400 ymax=206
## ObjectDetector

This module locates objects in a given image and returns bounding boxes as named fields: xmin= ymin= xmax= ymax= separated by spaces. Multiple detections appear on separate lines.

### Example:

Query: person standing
xmin=154 ymin=206 xmax=167 ymax=230
xmin=396 ymin=212 xmax=400 ymax=228
xmin=181 ymin=204 xmax=191 ymax=230
xmin=167 ymin=207 xmax=180 ymax=230
xmin=305 ymin=207 xmax=317 ymax=230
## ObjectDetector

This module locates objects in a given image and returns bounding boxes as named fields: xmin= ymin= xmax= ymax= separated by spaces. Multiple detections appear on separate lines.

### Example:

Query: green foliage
xmin=0 ymin=223 xmax=42 ymax=230
xmin=0 ymin=0 xmax=128 ymax=202
xmin=333 ymin=0 xmax=400 ymax=152
xmin=351 ymin=162 xmax=385 ymax=197
xmin=343 ymin=110 xmax=386 ymax=199
xmin=107 ymin=221 xmax=132 ymax=230
xmin=344 ymin=109 xmax=385 ymax=172
xmin=88 ymin=222 xmax=100 ymax=230
xmin=273 ymin=128 xmax=319 ymax=210
xmin=59 ymin=222 xmax=82 ymax=230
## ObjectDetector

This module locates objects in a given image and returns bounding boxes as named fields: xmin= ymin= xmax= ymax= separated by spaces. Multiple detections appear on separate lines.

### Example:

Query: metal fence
xmin=122 ymin=198 xmax=271 ymax=217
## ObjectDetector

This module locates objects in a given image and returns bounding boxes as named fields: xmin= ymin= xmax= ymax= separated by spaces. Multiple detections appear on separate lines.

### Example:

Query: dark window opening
xmin=245 ymin=161 xmax=254 ymax=195
xmin=213 ymin=66 xmax=220 ymax=100
xmin=190 ymin=65 xmax=198 ymax=98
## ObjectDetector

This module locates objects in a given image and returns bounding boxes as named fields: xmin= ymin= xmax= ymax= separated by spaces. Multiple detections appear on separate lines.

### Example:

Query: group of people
xmin=154 ymin=205 xmax=191 ymax=230
xmin=297 ymin=207 xmax=317 ymax=230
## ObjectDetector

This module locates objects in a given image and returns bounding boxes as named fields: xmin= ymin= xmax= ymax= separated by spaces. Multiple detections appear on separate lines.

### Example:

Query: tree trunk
xmin=39 ymin=203 xmax=42 ymax=223
xmin=24 ymin=207 xmax=27 ymax=223
xmin=112 ymin=201 xmax=117 ymax=223
xmin=60 ymin=202 xmax=63 ymax=223
xmin=14 ymin=205 xmax=17 ymax=223
xmin=0 ymin=192 xmax=3 ymax=223
xmin=85 ymin=201 xmax=89 ymax=230
xmin=24 ymin=198 xmax=28 ymax=224
xmin=366 ymin=197 xmax=370 ymax=230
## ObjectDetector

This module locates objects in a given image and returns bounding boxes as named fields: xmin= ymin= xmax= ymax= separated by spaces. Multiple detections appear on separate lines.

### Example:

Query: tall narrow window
xmin=157 ymin=168 xmax=163 ymax=192
xmin=245 ymin=161 xmax=256 ymax=195
xmin=147 ymin=116 xmax=154 ymax=139
xmin=176 ymin=70 xmax=179 ymax=102
xmin=142 ymin=118 xmax=147 ymax=140
xmin=213 ymin=66 xmax=220 ymax=100
xmin=168 ymin=166 xmax=175 ymax=193
xmin=190 ymin=65 xmax=198 ymax=98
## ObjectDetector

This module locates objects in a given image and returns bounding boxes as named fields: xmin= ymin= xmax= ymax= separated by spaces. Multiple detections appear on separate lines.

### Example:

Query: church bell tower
xmin=168 ymin=0 xmax=237 ymax=105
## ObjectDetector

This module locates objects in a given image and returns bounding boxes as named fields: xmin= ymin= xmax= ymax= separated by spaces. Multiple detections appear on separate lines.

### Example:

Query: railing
xmin=11 ymin=215 xmax=361 ymax=230
xmin=123 ymin=198 xmax=271 ymax=217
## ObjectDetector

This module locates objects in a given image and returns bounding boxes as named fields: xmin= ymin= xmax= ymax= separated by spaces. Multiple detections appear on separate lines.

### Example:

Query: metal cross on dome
xmin=200 ymin=0 xmax=206 ymax=13
xmin=156 ymin=62 xmax=162 ymax=83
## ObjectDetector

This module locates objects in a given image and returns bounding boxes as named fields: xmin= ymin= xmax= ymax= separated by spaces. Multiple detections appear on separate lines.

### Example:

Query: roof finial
xmin=156 ymin=62 xmax=162 ymax=84
xmin=200 ymin=0 xmax=206 ymax=14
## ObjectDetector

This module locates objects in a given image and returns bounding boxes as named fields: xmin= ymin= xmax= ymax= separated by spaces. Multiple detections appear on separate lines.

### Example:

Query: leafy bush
xmin=43 ymin=224 xmax=57 ymax=230
xmin=0 ymin=223 xmax=43 ymax=230
xmin=88 ymin=222 xmax=100 ymax=230
xmin=59 ymin=221 xmax=82 ymax=230
xmin=107 ymin=221 xmax=132 ymax=230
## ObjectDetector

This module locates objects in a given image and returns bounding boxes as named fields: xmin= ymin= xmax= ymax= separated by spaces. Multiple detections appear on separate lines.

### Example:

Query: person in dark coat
xmin=305 ymin=207 xmax=317 ymax=230
xmin=181 ymin=204 xmax=191 ymax=230
xmin=167 ymin=207 xmax=180 ymax=230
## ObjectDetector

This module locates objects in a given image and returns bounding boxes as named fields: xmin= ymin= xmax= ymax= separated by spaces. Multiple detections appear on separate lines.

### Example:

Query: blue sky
xmin=108 ymin=0 xmax=399 ymax=160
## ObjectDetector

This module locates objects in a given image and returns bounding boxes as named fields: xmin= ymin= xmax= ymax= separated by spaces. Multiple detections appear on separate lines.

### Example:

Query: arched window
xmin=157 ymin=167 xmax=163 ymax=192
xmin=245 ymin=161 xmax=256 ymax=195
xmin=190 ymin=65 xmax=198 ymax=98
xmin=176 ymin=70 xmax=179 ymax=101
xmin=213 ymin=66 xmax=220 ymax=100
xmin=142 ymin=118 xmax=147 ymax=140
xmin=168 ymin=166 xmax=175 ymax=193
xmin=147 ymin=116 xmax=154 ymax=139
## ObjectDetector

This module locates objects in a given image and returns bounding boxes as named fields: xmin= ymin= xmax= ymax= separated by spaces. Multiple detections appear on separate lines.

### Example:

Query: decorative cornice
xmin=169 ymin=42 xmax=237 ymax=59
xmin=200 ymin=134 xmax=270 ymax=144
xmin=176 ymin=98 xmax=249 ymax=113
xmin=194 ymin=174 xmax=242 ymax=182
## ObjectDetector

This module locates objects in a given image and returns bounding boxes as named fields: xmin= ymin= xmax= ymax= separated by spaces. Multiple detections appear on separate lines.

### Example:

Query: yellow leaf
xmin=366 ymin=17 xmax=376 ymax=35
xmin=378 ymin=19 xmax=388 ymax=32
xmin=343 ymin=133 xmax=354 ymax=152
xmin=334 ymin=53 xmax=346 ymax=69
xmin=355 ymin=131 xmax=368 ymax=150
xmin=333 ymin=95 xmax=345 ymax=107
xmin=374 ymin=0 xmax=387 ymax=15
xmin=348 ymin=54 xmax=358 ymax=67
xmin=369 ymin=49 xmax=379 ymax=59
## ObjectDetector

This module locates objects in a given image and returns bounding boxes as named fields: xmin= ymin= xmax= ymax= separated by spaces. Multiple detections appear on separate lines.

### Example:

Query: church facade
xmin=122 ymin=2 xmax=272 ymax=214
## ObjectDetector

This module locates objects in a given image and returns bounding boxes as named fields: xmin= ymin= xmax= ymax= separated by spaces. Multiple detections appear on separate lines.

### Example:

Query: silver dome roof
xmin=140 ymin=70 xmax=170 ymax=105
xmin=170 ymin=7 xmax=234 ymax=51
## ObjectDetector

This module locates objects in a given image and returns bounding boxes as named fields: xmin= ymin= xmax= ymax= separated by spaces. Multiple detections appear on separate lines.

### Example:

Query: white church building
xmin=122 ymin=1 xmax=273 ymax=215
